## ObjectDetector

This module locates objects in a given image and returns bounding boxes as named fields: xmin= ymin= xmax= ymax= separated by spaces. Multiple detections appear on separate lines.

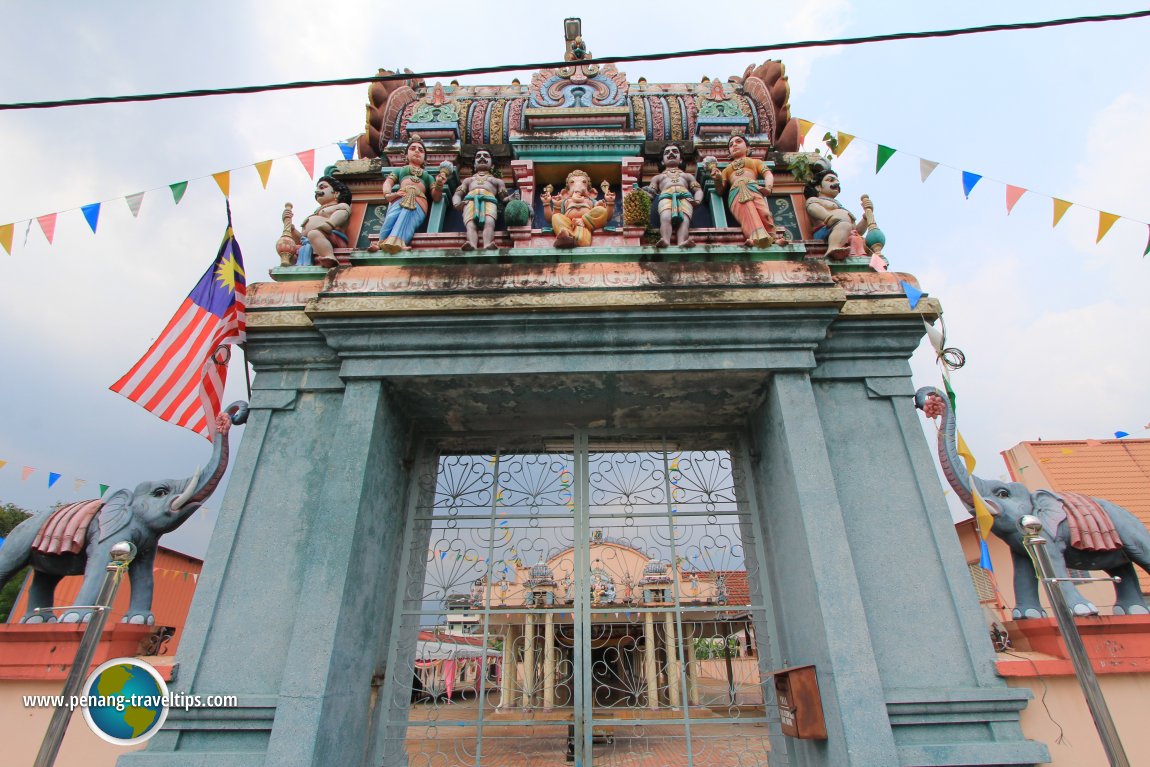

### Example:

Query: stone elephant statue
xmin=915 ymin=386 xmax=1150 ymax=619
xmin=0 ymin=402 xmax=248 ymax=624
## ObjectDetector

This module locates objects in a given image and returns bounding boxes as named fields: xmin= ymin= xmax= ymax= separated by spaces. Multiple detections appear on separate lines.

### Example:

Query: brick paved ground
xmin=399 ymin=689 xmax=773 ymax=767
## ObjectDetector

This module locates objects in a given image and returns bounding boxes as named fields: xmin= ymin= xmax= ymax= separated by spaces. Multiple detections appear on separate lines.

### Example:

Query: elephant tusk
xmin=170 ymin=466 xmax=202 ymax=511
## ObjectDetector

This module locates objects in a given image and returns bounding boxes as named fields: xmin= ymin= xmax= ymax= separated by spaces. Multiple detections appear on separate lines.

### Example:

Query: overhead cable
xmin=2 ymin=10 xmax=1148 ymax=112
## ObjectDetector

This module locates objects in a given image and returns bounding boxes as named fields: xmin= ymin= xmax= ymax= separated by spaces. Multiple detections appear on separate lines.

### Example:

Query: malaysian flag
xmin=111 ymin=214 xmax=246 ymax=440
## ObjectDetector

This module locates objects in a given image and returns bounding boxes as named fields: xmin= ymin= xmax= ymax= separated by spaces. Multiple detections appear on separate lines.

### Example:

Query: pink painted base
xmin=0 ymin=624 xmax=170 ymax=681
xmin=996 ymin=615 xmax=1150 ymax=676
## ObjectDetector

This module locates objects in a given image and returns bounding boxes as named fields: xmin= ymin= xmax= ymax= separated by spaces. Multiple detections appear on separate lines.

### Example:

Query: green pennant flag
xmin=876 ymin=145 xmax=896 ymax=174
xmin=1143 ymin=224 xmax=1149 ymax=257
xmin=170 ymin=181 xmax=189 ymax=204
xmin=943 ymin=376 xmax=957 ymax=412
xmin=99 ymin=483 xmax=110 ymax=497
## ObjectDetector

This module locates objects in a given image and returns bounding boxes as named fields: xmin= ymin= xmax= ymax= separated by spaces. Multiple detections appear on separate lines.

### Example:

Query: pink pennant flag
xmin=869 ymin=252 xmax=887 ymax=272
xmin=1005 ymin=185 xmax=1026 ymax=215
xmin=21 ymin=466 xmax=35 ymax=481
xmin=37 ymin=214 xmax=57 ymax=244
xmin=297 ymin=149 xmax=316 ymax=178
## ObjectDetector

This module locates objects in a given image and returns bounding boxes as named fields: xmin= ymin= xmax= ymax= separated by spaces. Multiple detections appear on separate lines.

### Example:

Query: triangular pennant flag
xmin=255 ymin=160 xmax=273 ymax=189
xmin=81 ymin=203 xmax=101 ymax=233
xmin=22 ymin=220 xmax=31 ymax=248
xmin=37 ymin=214 xmax=57 ymax=244
xmin=1144 ymin=225 xmax=1150 ymax=257
xmin=48 ymin=472 xmax=61 ymax=488
xmin=835 ymin=132 xmax=855 ymax=156
xmin=170 ymin=181 xmax=189 ymax=204
xmin=0 ymin=223 xmax=12 ymax=255
xmin=956 ymin=431 xmax=977 ymax=474
xmin=296 ymin=150 xmax=316 ymax=178
xmin=74 ymin=478 xmax=86 ymax=491
xmin=0 ymin=460 xmax=7 ymax=470
xmin=961 ymin=172 xmax=982 ymax=199
xmin=923 ymin=320 xmax=945 ymax=354
xmin=797 ymin=119 xmax=814 ymax=144
xmin=99 ymin=483 xmax=109 ymax=497
xmin=943 ymin=376 xmax=957 ymax=412
xmin=1115 ymin=431 xmax=1130 ymax=439
xmin=212 ymin=171 xmax=231 ymax=197
xmin=899 ymin=280 xmax=923 ymax=309
xmin=1052 ymin=198 xmax=1071 ymax=227
xmin=1096 ymin=212 xmax=1119 ymax=243
xmin=338 ymin=141 xmax=355 ymax=161
xmin=192 ymin=573 xmax=198 ymax=583
xmin=125 ymin=192 xmax=145 ymax=217
xmin=1005 ymin=185 xmax=1026 ymax=214
xmin=21 ymin=467 xmax=35 ymax=481
xmin=869 ymin=252 xmax=887 ymax=272
xmin=919 ymin=159 xmax=939 ymax=182
xmin=875 ymin=145 xmax=896 ymax=174
xmin=978 ymin=538 xmax=993 ymax=571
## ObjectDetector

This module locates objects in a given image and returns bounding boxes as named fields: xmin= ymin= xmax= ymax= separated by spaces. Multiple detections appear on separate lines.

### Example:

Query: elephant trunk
xmin=171 ymin=401 xmax=250 ymax=511
xmin=914 ymin=386 xmax=975 ymax=510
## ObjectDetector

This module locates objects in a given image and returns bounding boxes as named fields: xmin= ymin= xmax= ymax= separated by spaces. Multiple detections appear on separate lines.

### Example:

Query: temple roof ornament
xmin=353 ymin=20 xmax=799 ymax=154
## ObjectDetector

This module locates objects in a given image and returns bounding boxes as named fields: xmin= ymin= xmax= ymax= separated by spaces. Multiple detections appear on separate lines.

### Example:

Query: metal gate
xmin=375 ymin=434 xmax=776 ymax=767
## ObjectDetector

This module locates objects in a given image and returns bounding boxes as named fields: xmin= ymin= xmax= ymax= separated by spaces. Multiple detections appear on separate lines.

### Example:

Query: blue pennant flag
xmin=338 ymin=142 xmax=355 ymax=161
xmin=962 ymin=172 xmax=982 ymax=199
xmin=899 ymin=280 xmax=924 ymax=309
xmin=81 ymin=203 xmax=101 ymax=233
xmin=48 ymin=472 xmax=61 ymax=488
xmin=978 ymin=539 xmax=993 ymax=572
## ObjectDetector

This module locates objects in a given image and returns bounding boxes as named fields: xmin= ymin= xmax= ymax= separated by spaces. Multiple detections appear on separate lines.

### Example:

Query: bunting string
xmin=0 ymin=139 xmax=358 ymax=255
xmin=798 ymin=118 xmax=1149 ymax=252
xmin=0 ymin=457 xmax=117 ymax=497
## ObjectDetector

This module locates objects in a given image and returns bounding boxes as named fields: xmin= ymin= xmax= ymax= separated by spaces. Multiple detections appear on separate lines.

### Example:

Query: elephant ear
xmin=98 ymin=489 xmax=133 ymax=543
xmin=1032 ymin=489 xmax=1067 ymax=533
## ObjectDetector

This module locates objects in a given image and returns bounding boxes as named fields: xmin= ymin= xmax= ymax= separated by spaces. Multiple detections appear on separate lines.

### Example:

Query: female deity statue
xmin=540 ymin=170 xmax=616 ymax=249
xmin=368 ymin=134 xmax=449 ymax=253
xmin=708 ymin=134 xmax=784 ymax=248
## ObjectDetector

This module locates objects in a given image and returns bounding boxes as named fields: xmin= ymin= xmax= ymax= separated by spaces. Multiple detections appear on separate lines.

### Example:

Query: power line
xmin=3 ymin=10 xmax=1148 ymax=112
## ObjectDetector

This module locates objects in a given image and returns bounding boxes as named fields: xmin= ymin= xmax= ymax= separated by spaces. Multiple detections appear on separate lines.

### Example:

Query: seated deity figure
xmin=708 ymin=134 xmax=785 ymax=248
xmin=368 ymin=134 xmax=448 ymax=254
xmin=283 ymin=176 xmax=353 ymax=268
xmin=804 ymin=168 xmax=871 ymax=260
xmin=642 ymin=143 xmax=703 ymax=248
xmin=540 ymin=170 xmax=616 ymax=249
xmin=452 ymin=149 xmax=510 ymax=251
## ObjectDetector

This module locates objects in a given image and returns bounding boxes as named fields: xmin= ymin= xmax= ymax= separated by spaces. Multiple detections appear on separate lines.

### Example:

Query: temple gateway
xmin=123 ymin=20 xmax=1049 ymax=767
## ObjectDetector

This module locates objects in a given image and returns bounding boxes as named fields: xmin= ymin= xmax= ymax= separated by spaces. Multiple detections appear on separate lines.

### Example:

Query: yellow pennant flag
xmin=213 ymin=171 xmax=231 ymax=197
xmin=797 ymin=118 xmax=814 ymax=143
xmin=971 ymin=489 xmax=995 ymax=539
xmin=255 ymin=160 xmax=273 ymax=189
xmin=1052 ymin=198 xmax=1071 ymax=227
xmin=0 ymin=223 xmax=12 ymax=255
xmin=835 ymin=132 xmax=855 ymax=156
xmin=1096 ymin=211 xmax=1119 ymax=243
xmin=956 ymin=430 xmax=976 ymax=475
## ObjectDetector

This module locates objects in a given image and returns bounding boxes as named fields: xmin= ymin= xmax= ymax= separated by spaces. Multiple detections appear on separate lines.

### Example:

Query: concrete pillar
xmin=522 ymin=613 xmax=535 ymax=709
xmin=643 ymin=611 xmax=659 ymax=710
xmin=543 ymin=612 xmax=556 ymax=711
xmin=664 ymin=612 xmax=681 ymax=709
xmin=499 ymin=625 xmax=517 ymax=711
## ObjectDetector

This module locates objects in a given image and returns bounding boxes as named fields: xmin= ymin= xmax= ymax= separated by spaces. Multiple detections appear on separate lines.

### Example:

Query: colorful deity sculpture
xmin=540 ymin=170 xmax=616 ymax=249
xmin=280 ymin=176 xmax=353 ymax=268
xmin=708 ymin=134 xmax=784 ymax=248
xmin=804 ymin=167 xmax=873 ymax=260
xmin=642 ymin=143 xmax=703 ymax=248
xmin=452 ymin=149 xmax=511 ymax=251
xmin=368 ymin=134 xmax=449 ymax=254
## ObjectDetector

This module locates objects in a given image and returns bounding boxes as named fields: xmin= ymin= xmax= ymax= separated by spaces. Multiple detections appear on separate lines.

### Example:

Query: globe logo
xmin=81 ymin=658 xmax=170 ymax=745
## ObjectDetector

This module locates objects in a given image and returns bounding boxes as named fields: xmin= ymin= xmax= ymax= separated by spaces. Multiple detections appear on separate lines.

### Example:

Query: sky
xmin=1 ymin=1 xmax=1147 ymax=559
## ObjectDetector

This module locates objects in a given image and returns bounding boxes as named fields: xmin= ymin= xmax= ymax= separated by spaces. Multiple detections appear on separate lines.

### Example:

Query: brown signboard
xmin=772 ymin=665 xmax=828 ymax=740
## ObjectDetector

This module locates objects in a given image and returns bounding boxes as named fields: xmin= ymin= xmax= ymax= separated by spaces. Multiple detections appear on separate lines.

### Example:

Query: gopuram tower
xmin=124 ymin=20 xmax=1049 ymax=767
